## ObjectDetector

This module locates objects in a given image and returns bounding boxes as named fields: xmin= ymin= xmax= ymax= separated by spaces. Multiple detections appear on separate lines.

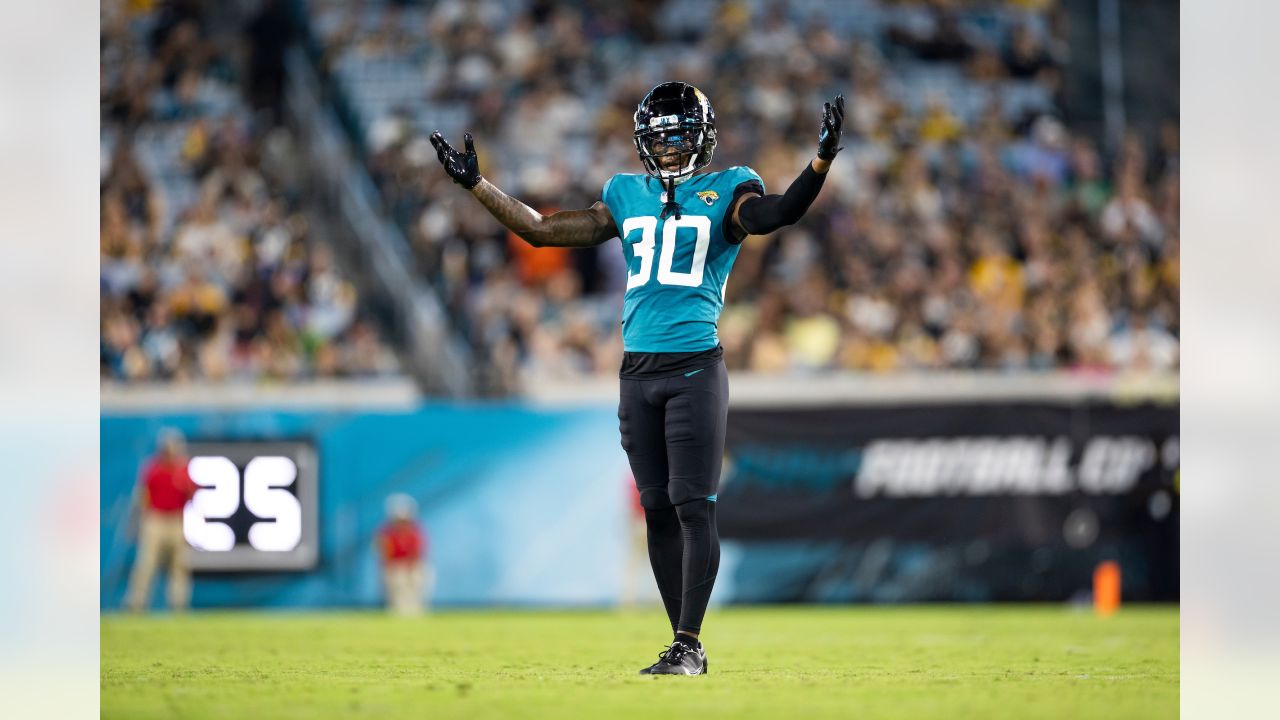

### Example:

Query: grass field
xmin=101 ymin=605 xmax=1177 ymax=719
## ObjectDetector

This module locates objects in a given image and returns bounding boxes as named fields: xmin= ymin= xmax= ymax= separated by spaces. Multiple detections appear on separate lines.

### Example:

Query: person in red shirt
xmin=378 ymin=494 xmax=430 ymax=615
xmin=124 ymin=428 xmax=199 ymax=612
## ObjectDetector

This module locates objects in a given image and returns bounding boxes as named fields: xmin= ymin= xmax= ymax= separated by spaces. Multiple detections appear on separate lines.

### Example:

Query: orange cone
xmin=1094 ymin=561 xmax=1121 ymax=616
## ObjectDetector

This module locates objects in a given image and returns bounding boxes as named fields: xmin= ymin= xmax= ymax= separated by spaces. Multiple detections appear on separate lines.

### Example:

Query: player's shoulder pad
xmin=601 ymin=173 xmax=647 ymax=204
xmin=725 ymin=165 xmax=765 ymax=194
xmin=601 ymin=174 xmax=619 ymax=203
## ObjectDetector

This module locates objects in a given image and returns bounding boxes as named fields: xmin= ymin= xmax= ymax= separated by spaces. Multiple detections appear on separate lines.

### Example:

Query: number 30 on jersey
xmin=622 ymin=215 xmax=711 ymax=290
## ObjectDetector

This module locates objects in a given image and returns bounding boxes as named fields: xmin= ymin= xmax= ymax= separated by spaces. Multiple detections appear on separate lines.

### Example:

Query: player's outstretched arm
xmin=430 ymin=131 xmax=617 ymax=248
xmin=731 ymin=95 xmax=844 ymax=237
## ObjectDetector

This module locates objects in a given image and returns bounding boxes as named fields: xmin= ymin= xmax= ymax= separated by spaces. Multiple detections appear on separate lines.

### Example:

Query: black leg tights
xmin=674 ymin=498 xmax=720 ymax=635
xmin=644 ymin=506 xmax=685 ymax=633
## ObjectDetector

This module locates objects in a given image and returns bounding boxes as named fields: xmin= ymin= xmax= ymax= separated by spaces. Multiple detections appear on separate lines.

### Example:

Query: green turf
xmin=101 ymin=605 xmax=1177 ymax=719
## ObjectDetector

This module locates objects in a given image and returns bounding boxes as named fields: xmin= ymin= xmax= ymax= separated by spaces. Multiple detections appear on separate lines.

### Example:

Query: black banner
xmin=718 ymin=401 xmax=1178 ymax=602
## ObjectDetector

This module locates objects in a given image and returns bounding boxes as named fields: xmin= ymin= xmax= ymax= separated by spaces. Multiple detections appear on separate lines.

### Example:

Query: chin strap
xmin=660 ymin=175 xmax=682 ymax=220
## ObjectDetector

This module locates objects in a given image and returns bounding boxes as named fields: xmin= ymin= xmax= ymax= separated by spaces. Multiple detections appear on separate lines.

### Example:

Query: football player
xmin=431 ymin=81 xmax=843 ymax=675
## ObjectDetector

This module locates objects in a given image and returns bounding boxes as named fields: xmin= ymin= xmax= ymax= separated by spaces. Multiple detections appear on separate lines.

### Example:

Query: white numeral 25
xmin=184 ymin=456 xmax=302 ymax=552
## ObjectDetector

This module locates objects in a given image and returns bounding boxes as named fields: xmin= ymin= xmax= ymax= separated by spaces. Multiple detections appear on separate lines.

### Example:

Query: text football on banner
xmin=718 ymin=402 xmax=1178 ymax=603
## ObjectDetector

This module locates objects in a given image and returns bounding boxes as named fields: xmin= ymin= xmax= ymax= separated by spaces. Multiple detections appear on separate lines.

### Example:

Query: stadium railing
xmin=283 ymin=47 xmax=474 ymax=396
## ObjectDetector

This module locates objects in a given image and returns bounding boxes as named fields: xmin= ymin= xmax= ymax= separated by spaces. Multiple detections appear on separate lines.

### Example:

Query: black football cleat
xmin=640 ymin=640 xmax=708 ymax=676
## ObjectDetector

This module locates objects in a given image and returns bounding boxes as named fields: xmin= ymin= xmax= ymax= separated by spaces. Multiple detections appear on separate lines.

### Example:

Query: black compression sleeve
xmin=736 ymin=163 xmax=827 ymax=236
xmin=725 ymin=178 xmax=764 ymax=244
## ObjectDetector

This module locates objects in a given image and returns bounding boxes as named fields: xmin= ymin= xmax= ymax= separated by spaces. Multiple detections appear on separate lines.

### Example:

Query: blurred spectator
xmin=379 ymin=494 xmax=430 ymax=616
xmin=246 ymin=0 xmax=297 ymax=124
xmin=1101 ymin=167 xmax=1164 ymax=247
xmin=124 ymin=429 xmax=197 ymax=613
xmin=1108 ymin=311 xmax=1179 ymax=372
xmin=1003 ymin=23 xmax=1056 ymax=80
xmin=887 ymin=10 xmax=975 ymax=63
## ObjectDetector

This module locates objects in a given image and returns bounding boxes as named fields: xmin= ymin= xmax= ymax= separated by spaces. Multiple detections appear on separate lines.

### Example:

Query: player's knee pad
xmin=674 ymin=497 xmax=713 ymax=526
xmin=668 ymin=480 xmax=713 ymax=508
xmin=643 ymin=505 xmax=680 ymax=539
xmin=639 ymin=487 xmax=675 ymax=511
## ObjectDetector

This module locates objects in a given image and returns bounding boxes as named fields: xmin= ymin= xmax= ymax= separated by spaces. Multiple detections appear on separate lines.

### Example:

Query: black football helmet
xmin=633 ymin=81 xmax=717 ymax=185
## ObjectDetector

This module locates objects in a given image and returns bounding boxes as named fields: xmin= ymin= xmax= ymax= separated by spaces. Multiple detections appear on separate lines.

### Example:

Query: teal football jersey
xmin=602 ymin=167 xmax=765 ymax=353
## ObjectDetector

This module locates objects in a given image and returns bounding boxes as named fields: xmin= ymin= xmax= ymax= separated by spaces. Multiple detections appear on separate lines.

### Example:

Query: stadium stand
xmin=100 ymin=0 xmax=400 ymax=382
xmin=303 ymin=0 xmax=1178 ymax=395
xmin=101 ymin=0 xmax=1178 ymax=395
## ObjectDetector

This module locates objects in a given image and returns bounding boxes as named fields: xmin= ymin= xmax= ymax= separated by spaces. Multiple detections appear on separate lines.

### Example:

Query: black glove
xmin=816 ymin=95 xmax=845 ymax=161
xmin=429 ymin=131 xmax=482 ymax=189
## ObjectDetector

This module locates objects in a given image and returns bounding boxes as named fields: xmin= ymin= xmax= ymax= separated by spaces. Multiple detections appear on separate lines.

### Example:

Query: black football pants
xmin=618 ymin=359 xmax=727 ymax=635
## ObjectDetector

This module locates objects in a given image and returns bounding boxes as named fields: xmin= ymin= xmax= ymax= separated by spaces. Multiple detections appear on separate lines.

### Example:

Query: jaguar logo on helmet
xmin=633 ymin=81 xmax=718 ymax=186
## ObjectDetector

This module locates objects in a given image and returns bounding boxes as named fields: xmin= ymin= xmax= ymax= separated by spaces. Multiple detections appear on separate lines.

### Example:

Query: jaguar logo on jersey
xmin=696 ymin=190 xmax=719 ymax=206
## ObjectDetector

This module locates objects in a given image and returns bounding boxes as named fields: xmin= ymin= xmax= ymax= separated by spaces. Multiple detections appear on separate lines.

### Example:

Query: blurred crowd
xmin=100 ymin=0 xmax=399 ymax=383
xmin=310 ymin=0 xmax=1178 ymax=393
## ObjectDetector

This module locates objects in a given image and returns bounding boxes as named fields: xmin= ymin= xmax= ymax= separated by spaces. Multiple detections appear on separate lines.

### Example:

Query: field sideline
xmin=101 ymin=605 xmax=1177 ymax=719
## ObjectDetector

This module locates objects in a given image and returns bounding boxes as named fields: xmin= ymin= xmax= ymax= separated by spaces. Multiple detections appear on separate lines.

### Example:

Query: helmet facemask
xmin=634 ymin=123 xmax=717 ymax=185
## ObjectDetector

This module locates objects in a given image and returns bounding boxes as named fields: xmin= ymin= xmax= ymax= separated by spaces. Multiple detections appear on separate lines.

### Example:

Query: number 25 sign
xmin=181 ymin=442 xmax=318 ymax=571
